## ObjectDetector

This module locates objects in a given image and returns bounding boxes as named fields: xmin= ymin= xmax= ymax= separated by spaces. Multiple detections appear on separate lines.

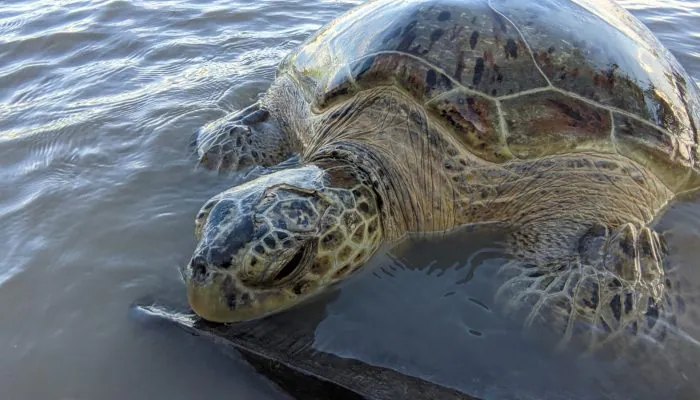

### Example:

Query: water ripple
xmin=0 ymin=1 xmax=699 ymax=399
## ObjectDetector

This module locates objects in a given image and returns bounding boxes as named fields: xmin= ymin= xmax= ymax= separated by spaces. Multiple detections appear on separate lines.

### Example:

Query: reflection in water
xmin=0 ymin=0 xmax=699 ymax=399
xmin=314 ymin=218 xmax=700 ymax=399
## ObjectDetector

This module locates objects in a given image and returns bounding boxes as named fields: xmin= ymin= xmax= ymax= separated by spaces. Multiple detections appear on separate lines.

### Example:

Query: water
xmin=0 ymin=1 xmax=699 ymax=399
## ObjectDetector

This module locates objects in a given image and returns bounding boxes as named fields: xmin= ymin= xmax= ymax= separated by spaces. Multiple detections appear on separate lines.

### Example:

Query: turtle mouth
xmin=186 ymin=278 xmax=308 ymax=323
xmin=184 ymin=245 xmax=316 ymax=323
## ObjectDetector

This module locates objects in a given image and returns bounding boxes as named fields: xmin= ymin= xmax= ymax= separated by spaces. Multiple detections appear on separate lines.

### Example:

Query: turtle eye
xmin=272 ymin=244 xmax=308 ymax=283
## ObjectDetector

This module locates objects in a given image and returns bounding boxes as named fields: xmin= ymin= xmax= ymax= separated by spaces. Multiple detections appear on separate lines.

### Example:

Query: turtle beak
xmin=185 ymin=268 xmax=235 ymax=322
xmin=183 ymin=260 xmax=299 ymax=323
xmin=181 ymin=223 xmax=299 ymax=323
xmin=182 ymin=253 xmax=251 ymax=323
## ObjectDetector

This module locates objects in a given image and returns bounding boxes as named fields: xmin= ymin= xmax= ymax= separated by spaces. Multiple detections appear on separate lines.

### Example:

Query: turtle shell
xmin=281 ymin=0 xmax=700 ymax=192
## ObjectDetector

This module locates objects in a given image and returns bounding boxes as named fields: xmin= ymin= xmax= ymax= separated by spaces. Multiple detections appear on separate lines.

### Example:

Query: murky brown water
xmin=1 ymin=1 xmax=699 ymax=399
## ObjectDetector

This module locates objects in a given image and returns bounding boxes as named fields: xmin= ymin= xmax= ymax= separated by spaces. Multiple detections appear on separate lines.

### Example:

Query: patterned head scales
xmin=181 ymin=166 xmax=382 ymax=322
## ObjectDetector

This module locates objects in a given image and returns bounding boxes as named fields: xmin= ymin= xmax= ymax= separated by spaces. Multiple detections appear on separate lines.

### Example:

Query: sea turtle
xmin=182 ymin=0 xmax=700 ymax=352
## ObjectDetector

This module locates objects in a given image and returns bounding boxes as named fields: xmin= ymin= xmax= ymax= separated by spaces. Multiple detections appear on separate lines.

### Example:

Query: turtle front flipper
xmin=496 ymin=215 xmax=688 ymax=355
xmin=479 ymin=155 xmax=694 ymax=355
xmin=194 ymin=102 xmax=298 ymax=173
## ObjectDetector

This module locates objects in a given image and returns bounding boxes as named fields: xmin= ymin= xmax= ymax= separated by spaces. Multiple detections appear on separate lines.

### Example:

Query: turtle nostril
xmin=190 ymin=256 xmax=208 ymax=281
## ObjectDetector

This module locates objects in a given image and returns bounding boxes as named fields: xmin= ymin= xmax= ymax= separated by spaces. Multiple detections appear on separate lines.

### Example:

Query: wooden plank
xmin=132 ymin=301 xmax=479 ymax=400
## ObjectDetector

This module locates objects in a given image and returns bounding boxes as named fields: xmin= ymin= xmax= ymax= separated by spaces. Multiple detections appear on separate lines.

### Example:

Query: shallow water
xmin=0 ymin=1 xmax=699 ymax=399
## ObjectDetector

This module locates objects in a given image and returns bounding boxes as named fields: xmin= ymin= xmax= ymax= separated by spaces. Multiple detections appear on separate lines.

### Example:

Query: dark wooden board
xmin=131 ymin=300 xmax=479 ymax=400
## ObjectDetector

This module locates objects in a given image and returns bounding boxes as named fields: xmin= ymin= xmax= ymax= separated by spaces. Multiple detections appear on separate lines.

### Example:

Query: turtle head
xmin=181 ymin=165 xmax=383 ymax=323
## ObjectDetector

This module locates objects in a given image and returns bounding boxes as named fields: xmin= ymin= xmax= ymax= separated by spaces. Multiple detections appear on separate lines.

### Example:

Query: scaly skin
xmin=183 ymin=161 xmax=382 ymax=323
xmin=184 ymin=81 xmax=683 ymax=352
xmin=183 ymin=0 xmax=700 ymax=353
